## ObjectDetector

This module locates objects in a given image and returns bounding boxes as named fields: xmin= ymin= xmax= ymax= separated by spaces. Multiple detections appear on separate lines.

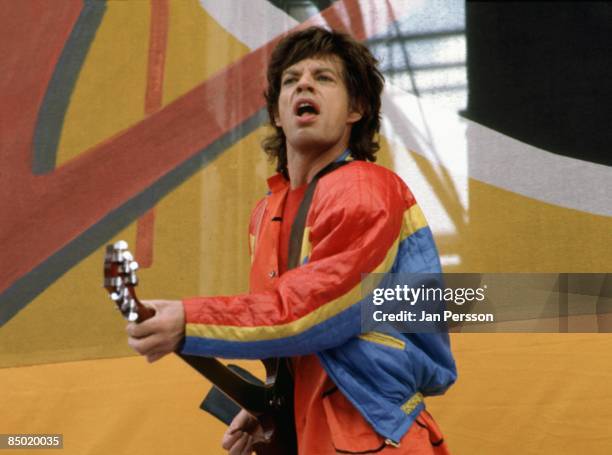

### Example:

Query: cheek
xmin=332 ymin=105 xmax=351 ymax=126
xmin=333 ymin=93 xmax=352 ymax=120
xmin=277 ymin=94 xmax=292 ymax=123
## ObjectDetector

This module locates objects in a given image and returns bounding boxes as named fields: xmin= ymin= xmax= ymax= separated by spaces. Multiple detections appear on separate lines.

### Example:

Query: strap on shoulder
xmin=287 ymin=160 xmax=349 ymax=270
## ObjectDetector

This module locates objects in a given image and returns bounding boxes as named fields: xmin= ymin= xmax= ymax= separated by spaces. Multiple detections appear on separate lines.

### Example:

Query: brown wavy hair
xmin=263 ymin=26 xmax=384 ymax=178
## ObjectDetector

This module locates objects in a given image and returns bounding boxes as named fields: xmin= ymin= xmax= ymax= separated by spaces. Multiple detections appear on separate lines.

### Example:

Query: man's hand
xmin=126 ymin=300 xmax=185 ymax=362
xmin=222 ymin=409 xmax=267 ymax=455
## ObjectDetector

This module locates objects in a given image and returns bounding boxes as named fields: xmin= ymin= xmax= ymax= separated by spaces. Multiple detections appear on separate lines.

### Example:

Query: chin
xmin=288 ymin=135 xmax=339 ymax=154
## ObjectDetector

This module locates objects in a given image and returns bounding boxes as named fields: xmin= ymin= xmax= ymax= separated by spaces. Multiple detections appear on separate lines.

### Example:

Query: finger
xmin=252 ymin=425 xmax=268 ymax=445
xmin=146 ymin=351 xmax=167 ymax=363
xmin=126 ymin=318 xmax=157 ymax=338
xmin=146 ymin=352 xmax=160 ymax=363
xmin=222 ymin=429 xmax=243 ymax=450
xmin=228 ymin=432 xmax=249 ymax=455
xmin=241 ymin=434 xmax=253 ymax=455
xmin=127 ymin=333 xmax=161 ymax=356
xmin=228 ymin=410 xmax=251 ymax=432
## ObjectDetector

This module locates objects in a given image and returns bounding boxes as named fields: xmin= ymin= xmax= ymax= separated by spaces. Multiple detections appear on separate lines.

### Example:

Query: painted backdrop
xmin=1 ymin=1 xmax=611 ymax=454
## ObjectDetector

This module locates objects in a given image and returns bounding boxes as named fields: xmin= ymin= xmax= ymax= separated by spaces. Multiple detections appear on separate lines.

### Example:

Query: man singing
xmin=127 ymin=26 xmax=456 ymax=454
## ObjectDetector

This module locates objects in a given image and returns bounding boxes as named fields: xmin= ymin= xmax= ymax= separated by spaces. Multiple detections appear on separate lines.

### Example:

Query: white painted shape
xmin=200 ymin=0 xmax=611 ymax=219
xmin=383 ymin=84 xmax=612 ymax=217
xmin=198 ymin=0 xmax=299 ymax=50
xmin=440 ymin=255 xmax=461 ymax=267
xmin=383 ymin=86 xmax=468 ymax=237
xmin=350 ymin=0 xmax=426 ymax=39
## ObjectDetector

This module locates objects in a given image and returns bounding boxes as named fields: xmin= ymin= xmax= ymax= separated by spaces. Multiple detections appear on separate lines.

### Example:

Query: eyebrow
xmin=282 ymin=66 xmax=338 ymax=78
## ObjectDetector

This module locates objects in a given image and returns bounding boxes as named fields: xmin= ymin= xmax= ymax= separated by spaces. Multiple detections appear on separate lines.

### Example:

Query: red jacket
xmin=181 ymin=160 xmax=456 ymax=444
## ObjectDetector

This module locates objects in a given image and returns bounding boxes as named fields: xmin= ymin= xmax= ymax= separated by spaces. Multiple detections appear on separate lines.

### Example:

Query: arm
xmin=127 ymin=166 xmax=441 ymax=361
xmin=181 ymin=169 xmax=414 ymax=359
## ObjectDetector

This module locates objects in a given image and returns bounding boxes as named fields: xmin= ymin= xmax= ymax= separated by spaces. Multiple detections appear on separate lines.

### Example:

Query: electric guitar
xmin=103 ymin=240 xmax=296 ymax=454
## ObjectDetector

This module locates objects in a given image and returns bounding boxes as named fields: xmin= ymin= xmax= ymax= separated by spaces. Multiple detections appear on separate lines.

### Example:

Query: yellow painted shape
xmin=2 ymin=334 xmax=612 ymax=454
xmin=427 ymin=333 xmax=612 ymax=454
xmin=388 ymin=146 xmax=612 ymax=273
xmin=163 ymin=0 xmax=251 ymax=105
xmin=373 ymin=134 xmax=394 ymax=169
xmin=56 ymin=1 xmax=150 ymax=166
xmin=0 ymin=125 xmax=273 ymax=368
xmin=6 ymin=122 xmax=610 ymax=367
xmin=0 ymin=224 xmax=138 ymax=368
xmin=0 ymin=355 xmax=265 ymax=454
xmin=460 ymin=176 xmax=612 ymax=272
xmin=147 ymin=125 xmax=272 ymax=299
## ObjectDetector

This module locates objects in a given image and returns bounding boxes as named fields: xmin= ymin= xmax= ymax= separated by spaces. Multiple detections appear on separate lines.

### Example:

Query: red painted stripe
xmin=136 ymin=209 xmax=157 ymax=268
xmin=136 ymin=0 xmax=169 ymax=268
xmin=0 ymin=0 xmax=407 ymax=295
xmin=0 ymin=0 xmax=82 ymax=180
xmin=144 ymin=0 xmax=168 ymax=115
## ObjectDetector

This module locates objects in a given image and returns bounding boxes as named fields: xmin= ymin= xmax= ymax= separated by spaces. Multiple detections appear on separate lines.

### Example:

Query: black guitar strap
xmin=200 ymin=159 xmax=350 ymax=455
xmin=265 ymin=159 xmax=351 ymax=452
xmin=287 ymin=160 xmax=350 ymax=271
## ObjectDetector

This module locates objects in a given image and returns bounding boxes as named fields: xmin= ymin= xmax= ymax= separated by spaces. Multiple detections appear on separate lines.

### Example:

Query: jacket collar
xmin=266 ymin=149 xmax=351 ymax=193
xmin=266 ymin=173 xmax=289 ymax=193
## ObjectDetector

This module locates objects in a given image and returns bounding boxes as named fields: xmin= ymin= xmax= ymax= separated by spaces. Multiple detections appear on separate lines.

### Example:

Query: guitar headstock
xmin=103 ymin=240 xmax=154 ymax=322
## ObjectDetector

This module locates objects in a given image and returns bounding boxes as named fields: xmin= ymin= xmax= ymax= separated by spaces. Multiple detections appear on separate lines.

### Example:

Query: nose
xmin=296 ymin=72 xmax=314 ymax=92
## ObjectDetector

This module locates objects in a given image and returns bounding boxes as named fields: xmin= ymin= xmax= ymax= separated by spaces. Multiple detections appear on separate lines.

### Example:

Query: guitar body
xmin=103 ymin=241 xmax=296 ymax=454
xmin=253 ymin=358 xmax=296 ymax=455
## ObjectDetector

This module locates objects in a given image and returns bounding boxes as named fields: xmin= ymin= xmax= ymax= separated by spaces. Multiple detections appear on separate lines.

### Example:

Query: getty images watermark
xmin=371 ymin=281 xmax=491 ymax=324
xmin=360 ymin=273 xmax=612 ymax=333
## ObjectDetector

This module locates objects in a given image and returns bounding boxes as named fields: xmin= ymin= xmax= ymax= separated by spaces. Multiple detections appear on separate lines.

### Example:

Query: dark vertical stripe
xmin=32 ymin=0 xmax=106 ymax=174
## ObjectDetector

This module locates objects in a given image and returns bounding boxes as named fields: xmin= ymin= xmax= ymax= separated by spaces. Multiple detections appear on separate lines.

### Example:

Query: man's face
xmin=274 ymin=56 xmax=362 ymax=156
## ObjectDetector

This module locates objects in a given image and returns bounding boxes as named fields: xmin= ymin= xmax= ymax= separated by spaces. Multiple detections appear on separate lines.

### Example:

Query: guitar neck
xmin=104 ymin=241 xmax=296 ymax=454
xmin=177 ymin=353 xmax=270 ymax=414
xmin=131 ymin=298 xmax=273 ymax=415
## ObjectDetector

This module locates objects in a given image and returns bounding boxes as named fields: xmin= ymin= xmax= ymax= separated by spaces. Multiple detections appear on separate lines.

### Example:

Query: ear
xmin=347 ymin=107 xmax=363 ymax=125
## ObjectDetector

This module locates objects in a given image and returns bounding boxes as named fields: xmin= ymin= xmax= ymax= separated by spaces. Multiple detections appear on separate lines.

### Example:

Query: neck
xmin=286 ymin=142 xmax=348 ymax=189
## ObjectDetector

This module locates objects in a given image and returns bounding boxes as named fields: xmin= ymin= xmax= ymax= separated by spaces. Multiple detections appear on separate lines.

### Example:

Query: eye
xmin=282 ymin=77 xmax=296 ymax=86
xmin=317 ymin=74 xmax=333 ymax=82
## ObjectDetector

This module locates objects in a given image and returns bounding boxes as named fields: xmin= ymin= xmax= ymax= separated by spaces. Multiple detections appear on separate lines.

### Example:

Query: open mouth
xmin=294 ymin=100 xmax=320 ymax=117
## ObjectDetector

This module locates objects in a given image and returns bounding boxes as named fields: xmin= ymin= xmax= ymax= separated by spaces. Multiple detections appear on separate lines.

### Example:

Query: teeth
xmin=296 ymin=101 xmax=317 ymax=116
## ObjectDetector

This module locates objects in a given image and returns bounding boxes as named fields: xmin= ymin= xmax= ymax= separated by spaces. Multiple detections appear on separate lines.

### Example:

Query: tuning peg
xmin=110 ymin=292 xmax=121 ymax=302
xmin=114 ymin=240 xmax=128 ymax=250
xmin=129 ymin=261 xmax=139 ymax=271
xmin=120 ymin=300 xmax=130 ymax=312
xmin=127 ymin=299 xmax=139 ymax=322
xmin=123 ymin=251 xmax=134 ymax=262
